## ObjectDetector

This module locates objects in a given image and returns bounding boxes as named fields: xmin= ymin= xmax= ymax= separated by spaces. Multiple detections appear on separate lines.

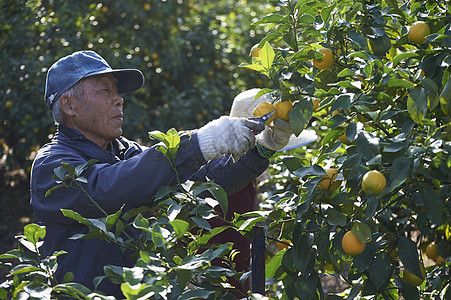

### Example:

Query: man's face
xmin=69 ymin=74 xmax=124 ymax=149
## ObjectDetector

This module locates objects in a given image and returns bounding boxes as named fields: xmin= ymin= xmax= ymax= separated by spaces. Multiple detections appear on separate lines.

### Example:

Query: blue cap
xmin=44 ymin=50 xmax=144 ymax=109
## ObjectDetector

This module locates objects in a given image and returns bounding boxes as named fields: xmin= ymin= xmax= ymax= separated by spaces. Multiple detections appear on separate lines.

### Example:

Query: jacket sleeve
xmin=31 ymin=134 xmax=206 ymax=224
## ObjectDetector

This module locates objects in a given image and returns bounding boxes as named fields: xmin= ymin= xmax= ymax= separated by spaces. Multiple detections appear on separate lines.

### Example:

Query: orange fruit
xmin=342 ymin=231 xmax=366 ymax=256
xmin=408 ymin=21 xmax=431 ymax=44
xmin=253 ymin=101 xmax=276 ymax=125
xmin=250 ymin=45 xmax=261 ymax=58
xmin=313 ymin=99 xmax=320 ymax=111
xmin=435 ymin=256 xmax=445 ymax=264
xmin=403 ymin=263 xmax=426 ymax=286
xmin=276 ymin=239 xmax=291 ymax=251
xmin=274 ymin=100 xmax=294 ymax=121
xmin=313 ymin=48 xmax=335 ymax=70
xmin=319 ymin=168 xmax=341 ymax=191
xmin=362 ymin=170 xmax=386 ymax=196
xmin=425 ymin=242 xmax=438 ymax=260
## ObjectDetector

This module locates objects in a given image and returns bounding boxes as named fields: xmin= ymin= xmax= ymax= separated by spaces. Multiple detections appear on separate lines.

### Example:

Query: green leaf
xmin=407 ymin=87 xmax=428 ymax=124
xmin=0 ymin=249 xmax=33 ymax=261
xmin=238 ymin=62 xmax=267 ymax=73
xmin=197 ymin=226 xmax=230 ymax=245
xmin=291 ymin=233 xmax=313 ymax=273
xmin=398 ymin=237 xmax=423 ymax=279
xmin=193 ymin=181 xmax=228 ymax=216
xmin=254 ymin=88 xmax=274 ymax=101
xmin=191 ymin=217 xmax=211 ymax=231
xmin=53 ymin=165 xmax=66 ymax=181
xmin=389 ymin=156 xmax=413 ymax=188
xmin=61 ymin=209 xmax=92 ymax=227
xmin=298 ymin=14 xmax=315 ymax=24
xmin=61 ymin=162 xmax=75 ymax=177
xmin=23 ymin=223 xmax=46 ymax=245
xmin=337 ymin=68 xmax=355 ymax=77
xmin=105 ymin=207 xmax=123 ymax=232
xmin=289 ymin=99 xmax=313 ymax=136
xmin=421 ymin=77 xmax=439 ymax=110
xmin=265 ymin=249 xmax=285 ymax=279
xmin=169 ymin=219 xmax=189 ymax=238
xmin=351 ymin=221 xmax=371 ymax=243
xmin=45 ymin=184 xmax=64 ymax=197
xmin=387 ymin=78 xmax=415 ymax=88
xmin=121 ymin=282 xmax=155 ymax=299
xmin=368 ymin=253 xmax=392 ymax=289
xmin=252 ymin=14 xmax=286 ymax=25
xmin=355 ymin=132 xmax=381 ymax=160
xmin=179 ymin=289 xmax=215 ymax=300
xmin=293 ymin=164 xmax=326 ymax=179
xmin=133 ymin=214 xmax=151 ymax=233
xmin=392 ymin=52 xmax=418 ymax=65
xmin=326 ymin=208 xmax=347 ymax=226
xmin=418 ymin=184 xmax=443 ymax=225
xmin=10 ymin=264 xmax=43 ymax=275
xmin=260 ymin=41 xmax=275 ymax=70
xmin=439 ymin=75 xmax=451 ymax=116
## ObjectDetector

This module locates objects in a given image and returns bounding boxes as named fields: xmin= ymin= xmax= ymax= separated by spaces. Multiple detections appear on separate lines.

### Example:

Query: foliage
xmin=0 ymin=0 xmax=273 ymax=172
xmin=239 ymin=0 xmax=451 ymax=298
xmin=0 ymin=129 xmax=249 ymax=299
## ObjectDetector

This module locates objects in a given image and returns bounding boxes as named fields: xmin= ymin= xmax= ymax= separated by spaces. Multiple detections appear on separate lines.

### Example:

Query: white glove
xmin=256 ymin=118 xmax=292 ymax=151
xmin=197 ymin=116 xmax=265 ymax=162
xmin=229 ymin=88 xmax=272 ymax=118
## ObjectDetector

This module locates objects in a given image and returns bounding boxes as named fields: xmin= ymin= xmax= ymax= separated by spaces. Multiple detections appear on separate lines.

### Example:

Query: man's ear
xmin=59 ymin=95 xmax=76 ymax=116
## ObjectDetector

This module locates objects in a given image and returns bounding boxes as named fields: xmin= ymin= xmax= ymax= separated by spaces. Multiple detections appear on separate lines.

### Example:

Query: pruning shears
xmin=248 ymin=109 xmax=275 ymax=135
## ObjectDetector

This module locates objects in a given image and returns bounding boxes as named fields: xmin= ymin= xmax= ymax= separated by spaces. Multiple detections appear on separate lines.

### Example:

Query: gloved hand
xmin=197 ymin=116 xmax=265 ymax=161
xmin=256 ymin=118 xmax=292 ymax=151
xmin=230 ymin=89 xmax=293 ymax=151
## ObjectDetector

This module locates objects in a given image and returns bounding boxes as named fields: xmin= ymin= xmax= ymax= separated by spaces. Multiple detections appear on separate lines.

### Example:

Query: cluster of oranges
xmin=252 ymin=99 xmax=294 ymax=124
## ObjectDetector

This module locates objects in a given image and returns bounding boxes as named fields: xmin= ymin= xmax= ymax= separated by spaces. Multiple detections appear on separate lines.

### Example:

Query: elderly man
xmin=30 ymin=50 xmax=292 ymax=296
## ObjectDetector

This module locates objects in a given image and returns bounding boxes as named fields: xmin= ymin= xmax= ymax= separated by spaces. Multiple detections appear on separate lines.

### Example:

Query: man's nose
xmin=113 ymin=93 xmax=124 ymax=107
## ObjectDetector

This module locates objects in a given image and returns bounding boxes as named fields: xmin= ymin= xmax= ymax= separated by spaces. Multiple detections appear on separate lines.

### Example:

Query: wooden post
xmin=251 ymin=225 xmax=266 ymax=295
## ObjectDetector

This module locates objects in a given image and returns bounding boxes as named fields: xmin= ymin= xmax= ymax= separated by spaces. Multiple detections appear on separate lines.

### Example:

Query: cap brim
xmin=88 ymin=68 xmax=145 ymax=94
xmin=278 ymin=129 xmax=317 ymax=151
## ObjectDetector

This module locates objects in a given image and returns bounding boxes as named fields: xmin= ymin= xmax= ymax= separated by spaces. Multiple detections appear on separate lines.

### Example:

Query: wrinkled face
xmin=67 ymin=74 xmax=124 ymax=149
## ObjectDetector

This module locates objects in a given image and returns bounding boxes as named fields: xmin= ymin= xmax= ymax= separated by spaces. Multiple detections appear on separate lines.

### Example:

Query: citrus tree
xmin=236 ymin=0 xmax=450 ymax=298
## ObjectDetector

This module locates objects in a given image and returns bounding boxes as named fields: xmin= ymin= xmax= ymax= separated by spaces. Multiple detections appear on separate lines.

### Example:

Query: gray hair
xmin=51 ymin=80 xmax=85 ymax=125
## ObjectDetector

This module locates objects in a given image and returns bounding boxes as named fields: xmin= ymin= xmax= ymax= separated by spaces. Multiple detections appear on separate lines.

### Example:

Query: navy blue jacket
xmin=30 ymin=125 xmax=268 ymax=297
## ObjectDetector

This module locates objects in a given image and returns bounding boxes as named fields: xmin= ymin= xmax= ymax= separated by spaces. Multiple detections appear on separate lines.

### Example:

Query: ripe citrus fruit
xmin=319 ymin=168 xmax=341 ymax=191
xmin=342 ymin=231 xmax=366 ymax=256
xmin=435 ymin=256 xmax=445 ymax=264
xmin=250 ymin=45 xmax=261 ymax=58
xmin=403 ymin=263 xmax=426 ymax=286
xmin=408 ymin=21 xmax=430 ymax=44
xmin=5 ymin=100 xmax=13 ymax=110
xmin=425 ymin=242 xmax=438 ymax=260
xmin=274 ymin=100 xmax=294 ymax=121
xmin=362 ymin=170 xmax=386 ymax=196
xmin=253 ymin=101 xmax=276 ymax=125
xmin=313 ymin=99 xmax=320 ymax=111
xmin=339 ymin=127 xmax=352 ymax=145
xmin=276 ymin=239 xmax=291 ymax=251
xmin=313 ymin=48 xmax=335 ymax=70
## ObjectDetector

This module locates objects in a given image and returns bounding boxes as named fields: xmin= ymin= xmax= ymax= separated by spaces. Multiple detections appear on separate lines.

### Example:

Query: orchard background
xmin=1 ymin=0 xmax=450 ymax=299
